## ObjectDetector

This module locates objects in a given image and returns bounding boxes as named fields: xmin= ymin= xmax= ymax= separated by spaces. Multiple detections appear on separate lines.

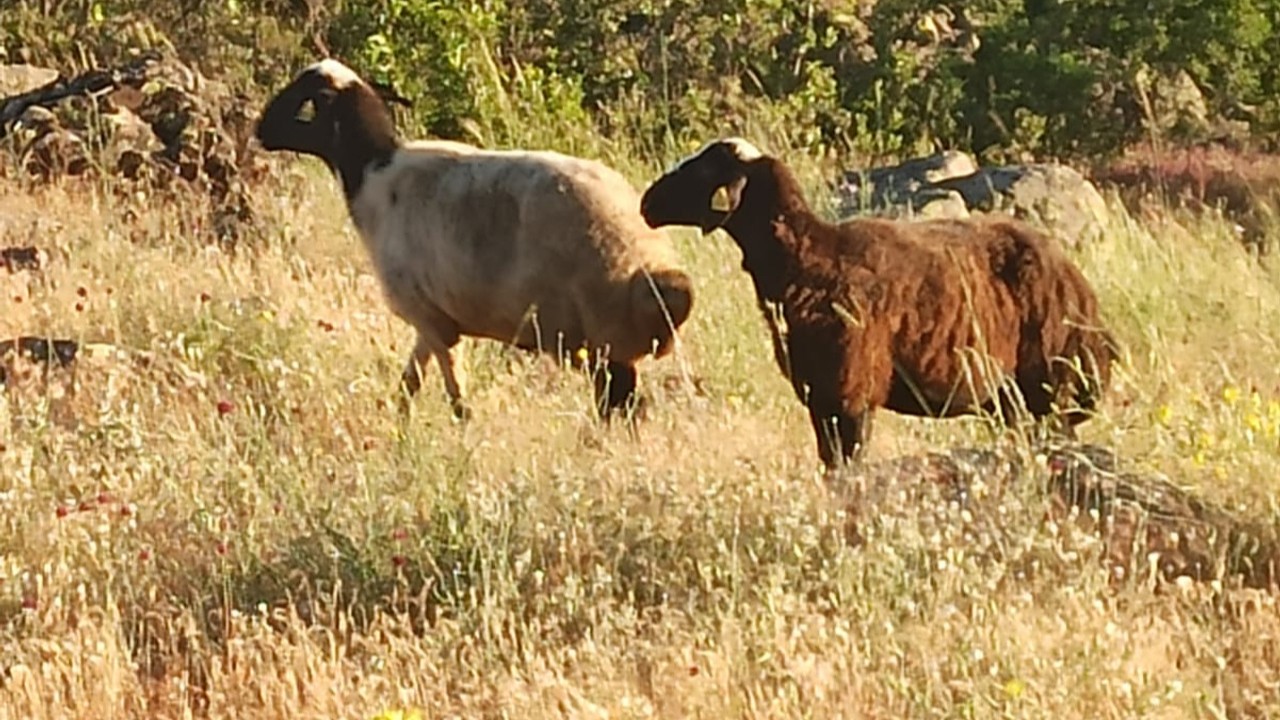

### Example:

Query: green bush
xmin=5 ymin=0 xmax=1280 ymax=163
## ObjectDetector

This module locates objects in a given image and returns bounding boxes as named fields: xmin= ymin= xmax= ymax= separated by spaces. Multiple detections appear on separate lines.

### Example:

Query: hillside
xmin=4 ymin=2 xmax=1280 ymax=718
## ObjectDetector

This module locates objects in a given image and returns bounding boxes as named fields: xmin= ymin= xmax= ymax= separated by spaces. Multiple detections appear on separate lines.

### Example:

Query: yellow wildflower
xmin=1222 ymin=385 xmax=1241 ymax=405
xmin=1155 ymin=405 xmax=1173 ymax=425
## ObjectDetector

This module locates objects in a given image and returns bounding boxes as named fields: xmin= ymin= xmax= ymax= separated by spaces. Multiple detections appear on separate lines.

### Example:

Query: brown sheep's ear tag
xmin=703 ymin=176 xmax=746 ymax=234
xmin=711 ymin=185 xmax=733 ymax=213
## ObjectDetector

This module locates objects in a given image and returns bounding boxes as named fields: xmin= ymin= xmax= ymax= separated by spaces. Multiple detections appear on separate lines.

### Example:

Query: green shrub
xmin=5 ymin=0 xmax=1280 ymax=163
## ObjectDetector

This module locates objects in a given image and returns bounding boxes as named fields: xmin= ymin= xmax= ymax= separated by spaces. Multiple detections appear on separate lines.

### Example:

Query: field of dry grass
xmin=3 ymin=140 xmax=1280 ymax=719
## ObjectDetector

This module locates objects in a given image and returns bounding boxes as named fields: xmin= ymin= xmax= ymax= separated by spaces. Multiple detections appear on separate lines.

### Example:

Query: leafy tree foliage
xmin=4 ymin=0 xmax=1279 ymax=161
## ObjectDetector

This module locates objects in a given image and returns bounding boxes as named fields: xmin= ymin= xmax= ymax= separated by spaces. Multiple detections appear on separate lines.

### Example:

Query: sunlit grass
xmin=2 ymin=131 xmax=1280 ymax=719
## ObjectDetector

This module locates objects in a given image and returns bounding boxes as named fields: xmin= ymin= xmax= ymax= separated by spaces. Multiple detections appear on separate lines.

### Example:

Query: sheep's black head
xmin=640 ymin=138 xmax=764 ymax=234
xmin=254 ymin=59 xmax=408 ymax=198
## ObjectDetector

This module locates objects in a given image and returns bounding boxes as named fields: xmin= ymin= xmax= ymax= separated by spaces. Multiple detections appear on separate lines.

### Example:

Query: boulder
xmin=839 ymin=152 xmax=1112 ymax=248
xmin=0 ymin=63 xmax=57 ymax=96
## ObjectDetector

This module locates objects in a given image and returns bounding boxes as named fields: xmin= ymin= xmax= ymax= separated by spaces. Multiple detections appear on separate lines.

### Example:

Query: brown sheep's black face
xmin=640 ymin=140 xmax=756 ymax=234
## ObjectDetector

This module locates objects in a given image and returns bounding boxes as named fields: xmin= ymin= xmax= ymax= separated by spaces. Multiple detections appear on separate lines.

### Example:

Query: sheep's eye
xmin=295 ymin=100 xmax=317 ymax=123
xmin=710 ymin=185 xmax=732 ymax=212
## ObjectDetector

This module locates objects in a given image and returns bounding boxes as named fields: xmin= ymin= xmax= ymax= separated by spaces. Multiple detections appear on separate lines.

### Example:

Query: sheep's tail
xmin=631 ymin=267 xmax=694 ymax=358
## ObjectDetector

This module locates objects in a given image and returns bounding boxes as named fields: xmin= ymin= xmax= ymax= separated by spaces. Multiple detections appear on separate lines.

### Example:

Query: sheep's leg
xmin=593 ymin=361 xmax=639 ymax=421
xmin=842 ymin=410 xmax=873 ymax=463
xmin=399 ymin=342 xmax=429 ymax=400
xmin=399 ymin=332 xmax=470 ymax=421
xmin=433 ymin=348 xmax=470 ymax=421
xmin=809 ymin=411 xmax=841 ymax=469
xmin=809 ymin=408 xmax=872 ymax=469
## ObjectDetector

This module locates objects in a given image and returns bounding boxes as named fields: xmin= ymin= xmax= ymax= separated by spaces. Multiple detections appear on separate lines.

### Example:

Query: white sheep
xmin=254 ymin=59 xmax=694 ymax=420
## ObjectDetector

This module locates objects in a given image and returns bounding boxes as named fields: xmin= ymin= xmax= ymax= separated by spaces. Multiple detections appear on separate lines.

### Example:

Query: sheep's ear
xmin=700 ymin=175 xmax=748 ymax=234
xmin=710 ymin=176 xmax=747 ymax=213
xmin=710 ymin=185 xmax=733 ymax=212
xmin=719 ymin=175 xmax=748 ymax=213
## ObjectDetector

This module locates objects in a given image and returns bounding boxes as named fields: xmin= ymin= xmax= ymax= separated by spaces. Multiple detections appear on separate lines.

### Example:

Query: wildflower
xmin=1155 ymin=405 xmax=1173 ymax=425
xmin=216 ymin=399 xmax=235 ymax=416
xmin=1222 ymin=385 xmax=1241 ymax=405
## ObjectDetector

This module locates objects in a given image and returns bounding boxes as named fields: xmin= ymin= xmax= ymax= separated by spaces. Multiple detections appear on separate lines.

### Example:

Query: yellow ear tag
xmin=711 ymin=185 xmax=732 ymax=213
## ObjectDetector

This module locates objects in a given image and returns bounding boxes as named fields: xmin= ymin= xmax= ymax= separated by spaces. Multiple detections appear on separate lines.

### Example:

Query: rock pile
xmin=837 ymin=150 xmax=1114 ymax=249
xmin=0 ymin=50 xmax=266 ymax=246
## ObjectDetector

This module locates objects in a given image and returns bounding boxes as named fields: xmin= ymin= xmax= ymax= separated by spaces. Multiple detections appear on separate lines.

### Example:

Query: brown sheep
xmin=253 ymin=59 xmax=694 ymax=420
xmin=640 ymin=138 xmax=1117 ymax=468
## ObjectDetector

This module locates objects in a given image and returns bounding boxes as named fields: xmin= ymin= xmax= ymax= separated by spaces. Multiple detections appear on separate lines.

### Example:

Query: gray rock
xmin=938 ymin=164 xmax=1111 ymax=246
xmin=839 ymin=154 xmax=1112 ymax=248
xmin=0 ymin=63 xmax=58 ymax=96
xmin=840 ymin=150 xmax=977 ymax=213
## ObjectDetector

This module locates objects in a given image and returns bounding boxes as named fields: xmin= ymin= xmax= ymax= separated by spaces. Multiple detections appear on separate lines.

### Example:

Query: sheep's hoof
xmin=450 ymin=401 xmax=473 ymax=424
xmin=626 ymin=395 xmax=651 ymax=424
xmin=599 ymin=394 xmax=648 ymax=427
xmin=395 ymin=392 xmax=415 ymax=418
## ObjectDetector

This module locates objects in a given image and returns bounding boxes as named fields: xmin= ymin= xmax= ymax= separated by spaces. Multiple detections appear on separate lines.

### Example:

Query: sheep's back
xmin=355 ymin=145 xmax=685 ymax=356
xmin=775 ymin=217 xmax=1040 ymax=415
xmin=867 ymin=216 xmax=1111 ymax=412
xmin=842 ymin=219 xmax=1023 ymax=373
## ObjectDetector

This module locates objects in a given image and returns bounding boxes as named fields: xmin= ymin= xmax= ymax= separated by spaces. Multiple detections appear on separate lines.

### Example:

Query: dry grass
xmin=2 ymin=144 xmax=1280 ymax=720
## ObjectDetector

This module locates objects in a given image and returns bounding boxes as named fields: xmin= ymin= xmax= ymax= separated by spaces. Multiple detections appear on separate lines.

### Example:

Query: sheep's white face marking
xmin=309 ymin=58 xmax=364 ymax=89
xmin=721 ymin=137 xmax=764 ymax=161
xmin=666 ymin=137 xmax=765 ymax=173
